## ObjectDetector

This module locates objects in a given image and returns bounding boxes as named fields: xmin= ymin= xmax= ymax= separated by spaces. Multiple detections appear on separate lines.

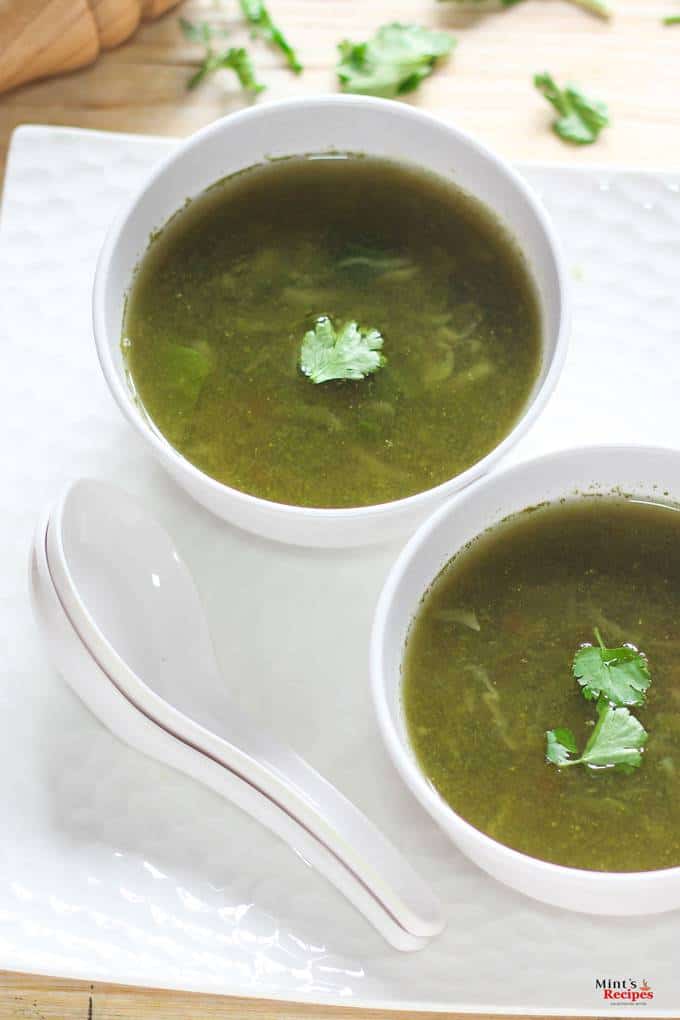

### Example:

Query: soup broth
xmin=404 ymin=497 xmax=680 ymax=872
xmin=123 ymin=156 xmax=541 ymax=508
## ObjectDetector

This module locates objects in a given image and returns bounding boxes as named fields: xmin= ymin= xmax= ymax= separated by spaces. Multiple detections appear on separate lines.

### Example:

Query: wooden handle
xmin=0 ymin=0 xmax=183 ymax=95
xmin=90 ymin=0 xmax=141 ymax=49
xmin=140 ymin=0 xmax=181 ymax=19
xmin=0 ymin=0 xmax=99 ymax=94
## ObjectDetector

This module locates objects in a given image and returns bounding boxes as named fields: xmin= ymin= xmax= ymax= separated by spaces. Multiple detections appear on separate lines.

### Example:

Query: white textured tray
xmin=1 ymin=125 xmax=679 ymax=1015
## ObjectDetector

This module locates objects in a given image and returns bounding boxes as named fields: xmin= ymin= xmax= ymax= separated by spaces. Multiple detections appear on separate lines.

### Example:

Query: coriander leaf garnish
xmin=300 ymin=316 xmax=386 ymax=384
xmin=546 ymin=627 xmax=651 ymax=775
xmin=664 ymin=14 xmax=680 ymax=23
xmin=546 ymin=726 xmax=579 ymax=766
xmin=573 ymin=628 xmax=650 ymax=707
xmin=239 ymin=0 xmax=303 ymax=74
xmin=534 ymin=72 xmax=609 ymax=145
xmin=546 ymin=701 xmax=647 ymax=773
xmin=181 ymin=18 xmax=264 ymax=93
xmin=337 ymin=23 xmax=455 ymax=98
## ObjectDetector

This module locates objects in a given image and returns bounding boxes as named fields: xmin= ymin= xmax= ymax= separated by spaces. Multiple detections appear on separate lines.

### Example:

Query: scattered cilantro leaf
xmin=573 ymin=629 xmax=650 ymax=707
xmin=337 ymin=23 xmax=455 ymax=98
xmin=300 ymin=316 xmax=386 ymax=384
xmin=187 ymin=46 xmax=264 ymax=93
xmin=179 ymin=18 xmax=217 ymax=45
xmin=562 ymin=0 xmax=611 ymax=14
xmin=664 ymin=14 xmax=680 ymax=23
xmin=547 ymin=701 xmax=647 ymax=773
xmin=534 ymin=72 xmax=609 ymax=145
xmin=239 ymin=0 xmax=302 ymax=73
xmin=440 ymin=0 xmax=611 ymax=19
xmin=181 ymin=16 xmax=264 ymax=93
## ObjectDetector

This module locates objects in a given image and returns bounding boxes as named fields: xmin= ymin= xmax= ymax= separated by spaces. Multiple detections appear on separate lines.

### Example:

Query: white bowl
xmin=93 ymin=96 xmax=569 ymax=547
xmin=371 ymin=445 xmax=680 ymax=915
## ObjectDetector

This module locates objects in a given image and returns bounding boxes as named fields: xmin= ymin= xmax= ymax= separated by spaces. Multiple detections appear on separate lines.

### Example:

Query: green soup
xmin=404 ymin=497 xmax=680 ymax=872
xmin=123 ymin=156 xmax=541 ymax=508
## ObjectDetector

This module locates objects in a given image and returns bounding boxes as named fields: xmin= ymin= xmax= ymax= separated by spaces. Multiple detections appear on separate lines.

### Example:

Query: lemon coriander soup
xmin=404 ymin=497 xmax=680 ymax=872
xmin=123 ymin=156 xmax=541 ymax=508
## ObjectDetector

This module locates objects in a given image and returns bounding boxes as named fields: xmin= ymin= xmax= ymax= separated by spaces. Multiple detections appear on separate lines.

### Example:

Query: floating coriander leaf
xmin=337 ymin=23 xmax=455 ymax=98
xmin=239 ymin=0 xmax=302 ymax=73
xmin=152 ymin=342 xmax=213 ymax=442
xmin=300 ymin=316 xmax=386 ymax=384
xmin=546 ymin=625 xmax=651 ymax=775
xmin=546 ymin=727 xmax=579 ymax=766
xmin=546 ymin=701 xmax=647 ymax=773
xmin=573 ymin=628 xmax=650 ymax=707
xmin=664 ymin=14 xmax=680 ymax=23
xmin=580 ymin=702 xmax=647 ymax=771
xmin=534 ymin=72 xmax=609 ymax=145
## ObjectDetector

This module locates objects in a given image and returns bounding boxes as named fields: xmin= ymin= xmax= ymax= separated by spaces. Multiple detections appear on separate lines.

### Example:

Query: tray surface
xmin=1 ymin=126 xmax=679 ymax=1015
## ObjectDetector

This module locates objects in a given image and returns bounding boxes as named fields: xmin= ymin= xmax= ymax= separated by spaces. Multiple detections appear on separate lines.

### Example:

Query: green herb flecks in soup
xmin=123 ymin=156 xmax=541 ymax=508
xmin=404 ymin=497 xmax=680 ymax=872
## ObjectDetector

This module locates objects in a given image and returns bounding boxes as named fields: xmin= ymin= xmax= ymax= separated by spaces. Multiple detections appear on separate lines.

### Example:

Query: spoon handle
xmin=177 ymin=695 xmax=445 ymax=944
xmin=39 ymin=480 xmax=445 ymax=949
xmin=155 ymin=723 xmax=441 ymax=951
xmin=34 ymin=522 xmax=440 ymax=950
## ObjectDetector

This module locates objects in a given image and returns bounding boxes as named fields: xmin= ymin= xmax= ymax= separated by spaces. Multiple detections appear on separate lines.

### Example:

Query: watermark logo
xmin=596 ymin=978 xmax=654 ymax=1005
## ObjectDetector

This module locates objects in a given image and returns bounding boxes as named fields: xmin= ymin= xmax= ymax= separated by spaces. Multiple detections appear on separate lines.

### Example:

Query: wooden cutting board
xmin=0 ymin=0 xmax=182 ymax=94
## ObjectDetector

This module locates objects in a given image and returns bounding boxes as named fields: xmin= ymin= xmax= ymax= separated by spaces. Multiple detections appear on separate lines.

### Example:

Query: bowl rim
xmin=93 ymin=93 xmax=570 ymax=521
xmin=370 ymin=442 xmax=680 ymax=886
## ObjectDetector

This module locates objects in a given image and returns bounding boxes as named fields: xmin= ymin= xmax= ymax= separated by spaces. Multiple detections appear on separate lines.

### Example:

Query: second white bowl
xmin=371 ymin=445 xmax=680 ymax=916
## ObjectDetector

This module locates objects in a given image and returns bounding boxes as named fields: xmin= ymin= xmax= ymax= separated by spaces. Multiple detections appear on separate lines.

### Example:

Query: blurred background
xmin=0 ymin=0 xmax=678 ymax=186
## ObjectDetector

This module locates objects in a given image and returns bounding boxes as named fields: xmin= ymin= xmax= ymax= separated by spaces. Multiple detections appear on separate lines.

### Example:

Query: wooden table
xmin=0 ymin=0 xmax=677 ymax=1015
xmin=1 ymin=0 xmax=680 ymax=183
xmin=2 ymin=970 xmax=570 ymax=1020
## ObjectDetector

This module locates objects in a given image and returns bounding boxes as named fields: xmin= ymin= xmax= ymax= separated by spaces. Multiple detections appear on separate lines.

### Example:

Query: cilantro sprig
xmin=573 ymin=627 xmax=650 ymax=706
xmin=440 ymin=0 xmax=612 ymax=19
xmin=180 ymin=18 xmax=264 ymax=93
xmin=534 ymin=73 xmax=609 ymax=145
xmin=300 ymin=316 xmax=386 ymax=384
xmin=544 ymin=0 xmax=611 ymax=14
xmin=337 ymin=23 xmax=455 ymax=98
xmin=239 ymin=0 xmax=303 ymax=74
xmin=546 ymin=630 xmax=650 ymax=774
xmin=547 ymin=702 xmax=647 ymax=774
xmin=180 ymin=1 xmax=301 ymax=94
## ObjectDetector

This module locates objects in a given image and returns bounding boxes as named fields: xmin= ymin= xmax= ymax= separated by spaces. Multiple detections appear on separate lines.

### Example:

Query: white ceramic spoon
xmin=30 ymin=479 xmax=445 ymax=951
